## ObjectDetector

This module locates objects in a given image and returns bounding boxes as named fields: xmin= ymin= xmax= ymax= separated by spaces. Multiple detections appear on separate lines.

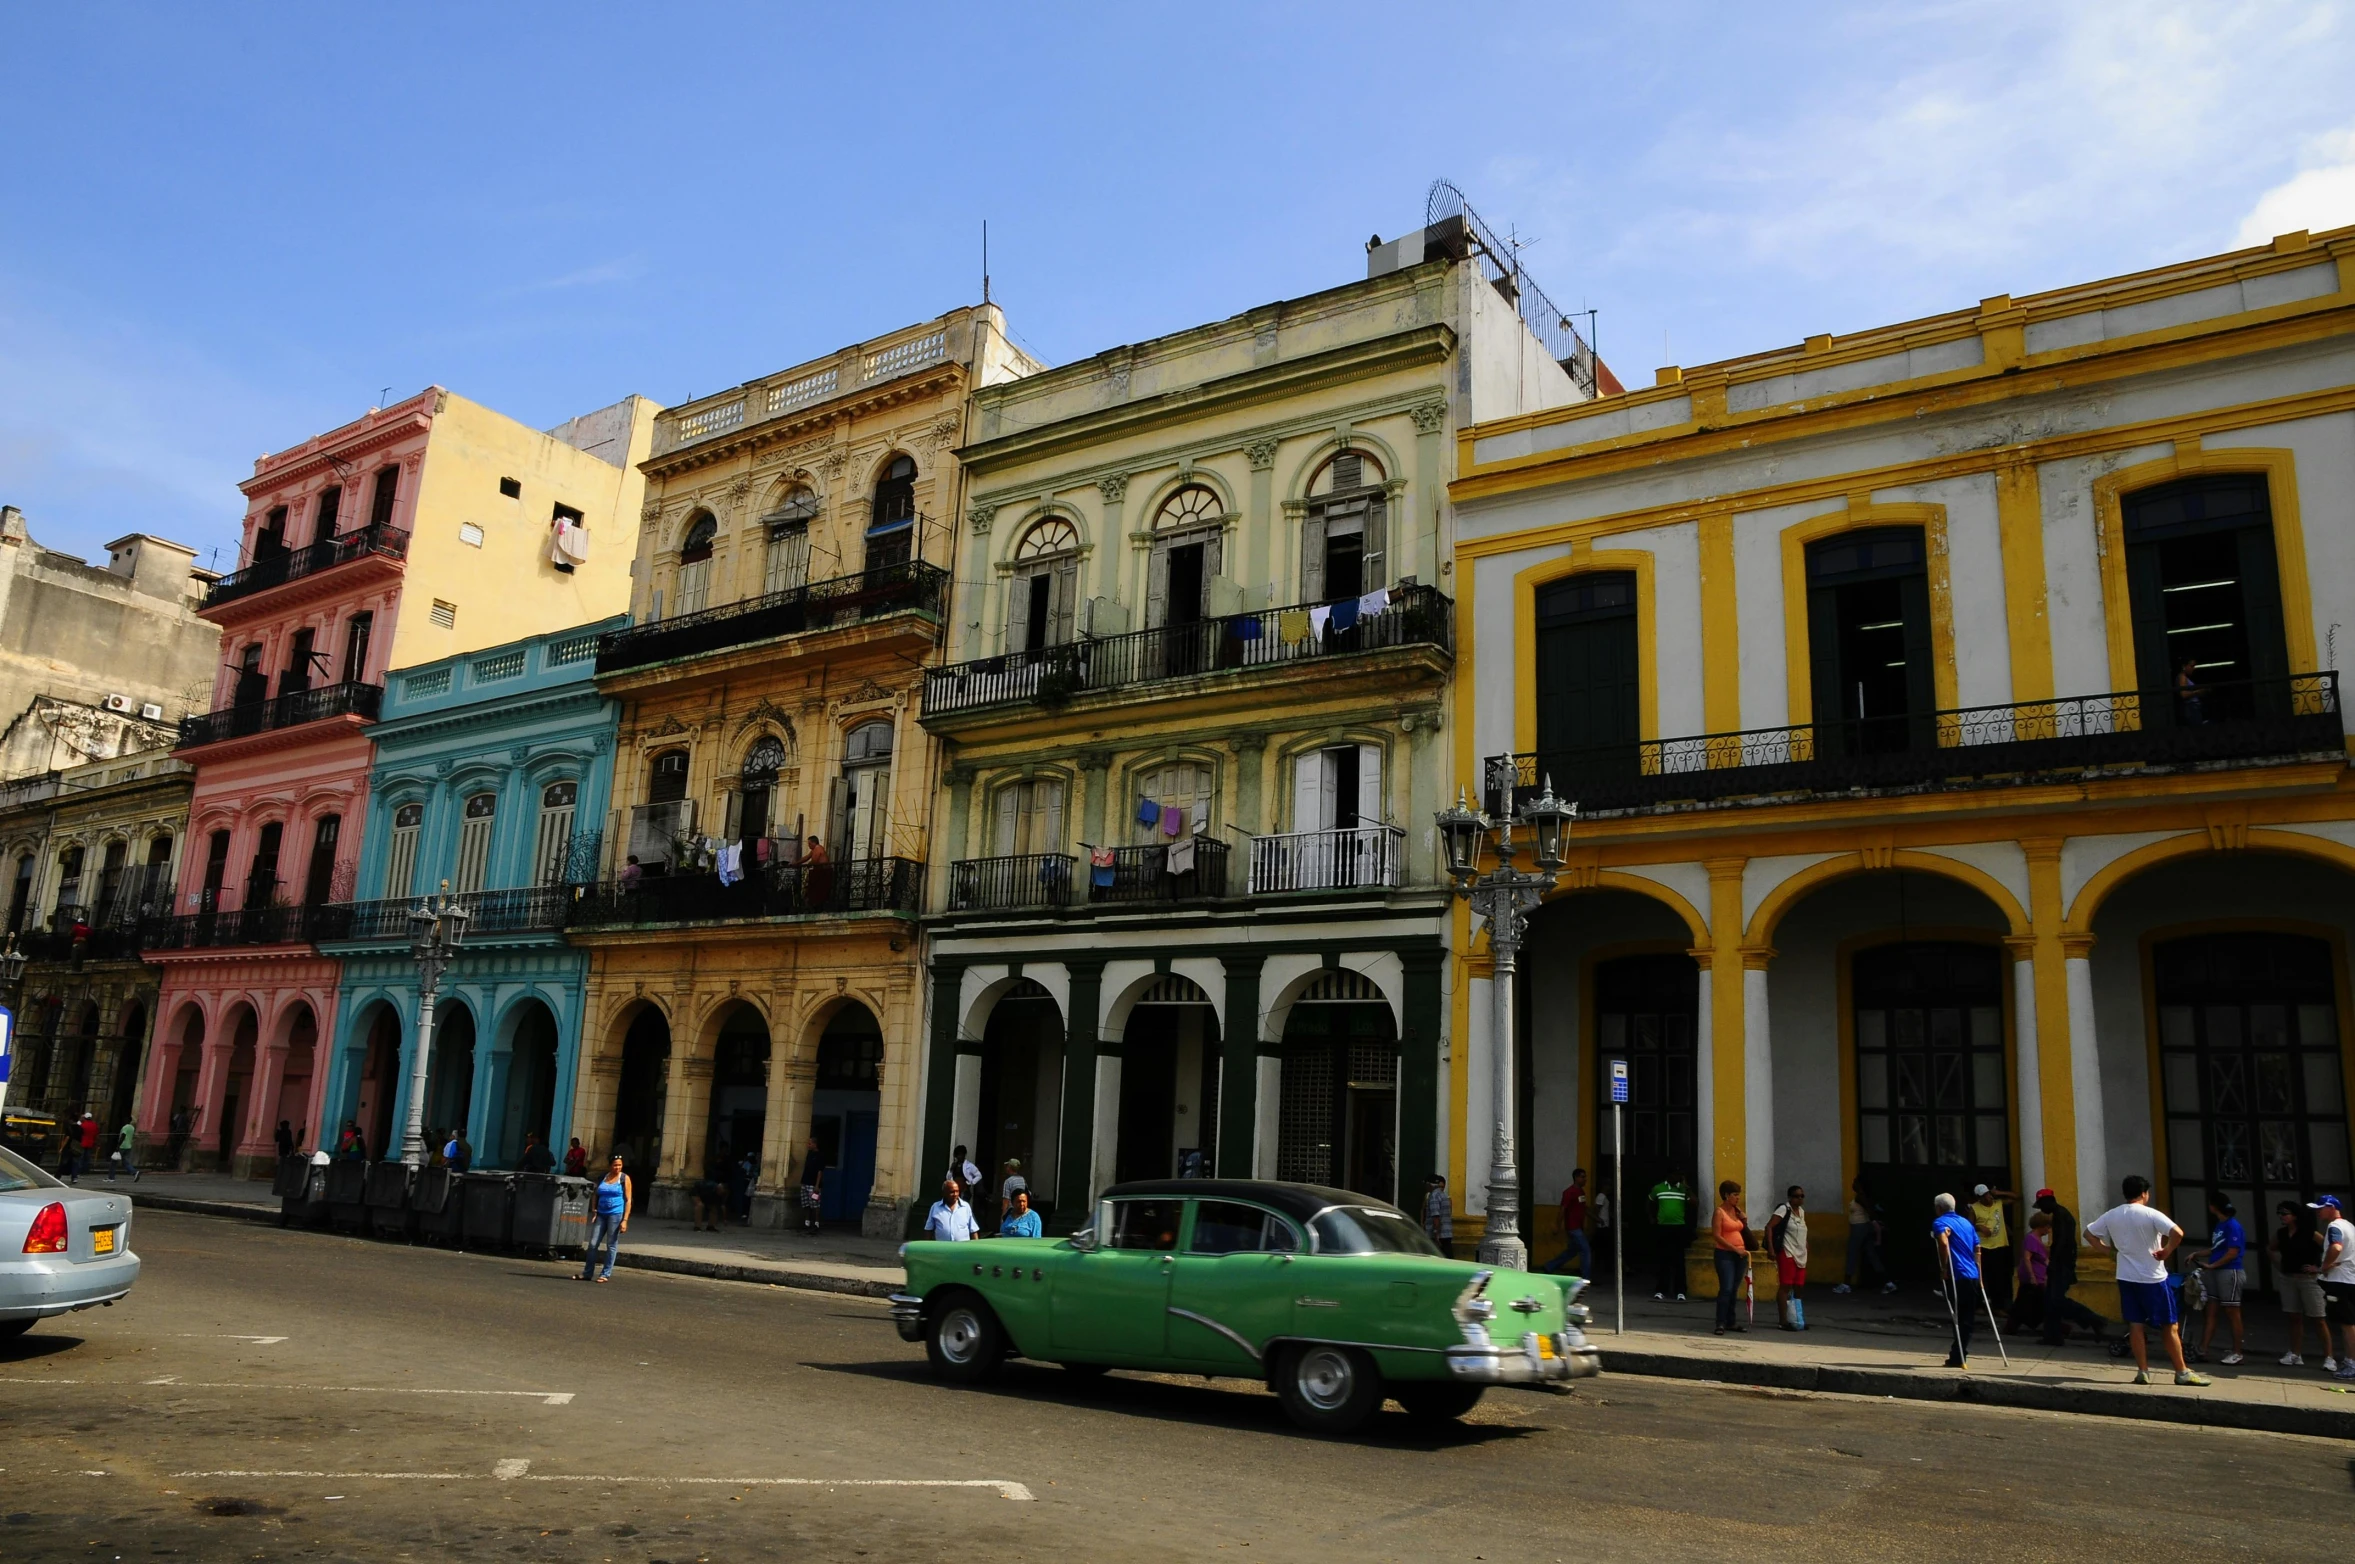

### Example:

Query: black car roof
xmin=1097 ymin=1179 xmax=1403 ymax=1224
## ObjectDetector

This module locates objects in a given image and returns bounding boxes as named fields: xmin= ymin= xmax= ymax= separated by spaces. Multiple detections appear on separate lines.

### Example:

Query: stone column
xmin=914 ymin=961 xmax=966 ymax=1235
xmin=2063 ymin=936 xmax=2106 ymax=1212
xmin=241 ymin=1042 xmax=289 ymax=1165
xmin=950 ymin=1048 xmax=983 ymax=1171
xmin=2003 ymin=935 xmax=2046 ymax=1199
xmin=578 ymin=1052 xmax=622 ymax=1164
xmin=472 ymin=1047 xmax=511 ymax=1166
xmin=671 ymin=1054 xmax=714 ymax=1190
xmin=1231 ymin=735 xmax=1267 ymax=842
xmin=1252 ymin=1052 xmax=1283 ymax=1179
xmin=1244 ymin=437 xmax=1279 ymax=596
xmin=1703 ymin=858 xmax=1748 ymax=1203
xmin=1077 ymin=753 xmax=1111 ymax=862
xmin=2021 ymin=839 xmax=2084 ymax=1209
xmin=1090 ymin=1045 xmax=1123 ymax=1205
xmin=1408 ymin=400 xmax=1446 ymax=587
xmin=1055 ymin=959 xmax=1105 ymax=1222
xmin=1742 ymin=951 xmax=1774 ymax=1206
xmin=191 ymin=1042 xmax=231 ymax=1169
xmin=1398 ymin=947 xmax=1445 ymax=1194
xmin=1217 ymin=953 xmax=1265 ymax=1178
xmin=139 ymin=1033 xmax=183 ymax=1145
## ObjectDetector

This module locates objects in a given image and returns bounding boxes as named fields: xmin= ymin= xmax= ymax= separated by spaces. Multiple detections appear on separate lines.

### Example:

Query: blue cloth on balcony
xmin=1330 ymin=597 xmax=1360 ymax=632
xmin=1231 ymin=615 xmax=1263 ymax=641
xmin=1136 ymin=798 xmax=1161 ymax=827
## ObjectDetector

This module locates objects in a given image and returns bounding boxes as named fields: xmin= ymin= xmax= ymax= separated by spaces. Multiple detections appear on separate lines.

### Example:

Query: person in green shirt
xmin=110 ymin=1120 xmax=140 ymax=1182
xmin=1650 ymin=1176 xmax=1690 ymax=1301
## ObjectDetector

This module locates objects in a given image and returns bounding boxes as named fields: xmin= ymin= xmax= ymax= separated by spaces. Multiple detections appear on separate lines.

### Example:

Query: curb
xmin=1600 ymin=1347 xmax=2355 ymax=1441
xmin=133 ymin=1193 xmax=902 ymax=1301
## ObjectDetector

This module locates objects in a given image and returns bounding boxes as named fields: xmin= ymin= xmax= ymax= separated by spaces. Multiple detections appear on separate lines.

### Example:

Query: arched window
xmin=1008 ymin=517 xmax=1080 ymax=654
xmin=764 ymin=487 xmax=818 ymax=596
xmin=1148 ymin=486 xmax=1224 ymax=630
xmin=648 ymin=750 xmax=690 ymax=805
xmin=734 ymin=736 xmax=787 ymax=844
xmin=866 ymin=456 xmax=916 ymax=572
xmin=385 ymin=803 xmax=423 ymax=900
xmin=676 ymin=512 xmax=718 ymax=616
xmin=454 ymin=792 xmax=496 ymax=893
xmin=837 ymin=720 xmax=894 ymax=860
xmin=1302 ymin=450 xmax=1387 ymax=603
xmin=534 ymin=781 xmax=579 ymax=886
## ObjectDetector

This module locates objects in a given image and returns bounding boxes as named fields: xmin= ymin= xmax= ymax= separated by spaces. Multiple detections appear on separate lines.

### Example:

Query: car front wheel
xmin=1393 ymin=1381 xmax=1484 ymax=1424
xmin=1274 ymin=1343 xmax=1382 ymax=1434
xmin=924 ymin=1292 xmax=1005 ymax=1384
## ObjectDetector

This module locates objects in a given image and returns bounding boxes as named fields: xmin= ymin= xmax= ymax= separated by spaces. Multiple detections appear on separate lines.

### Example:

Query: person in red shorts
xmin=1765 ymin=1184 xmax=1810 ymax=1331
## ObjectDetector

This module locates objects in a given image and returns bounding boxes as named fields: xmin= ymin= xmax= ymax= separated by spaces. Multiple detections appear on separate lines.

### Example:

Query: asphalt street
xmin=0 ymin=1210 xmax=2345 ymax=1563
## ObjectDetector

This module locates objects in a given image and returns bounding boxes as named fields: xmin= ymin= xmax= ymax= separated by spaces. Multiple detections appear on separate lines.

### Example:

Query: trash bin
xmin=276 ymin=1156 xmax=328 ymax=1229
xmin=325 ymin=1159 xmax=368 ymax=1231
xmin=365 ymin=1161 xmax=415 ymax=1239
xmin=412 ymin=1166 xmax=466 ymax=1244
xmin=460 ymin=1171 xmax=517 ymax=1248
xmin=270 ymin=1154 xmax=309 ymax=1198
xmin=513 ymin=1174 xmax=593 ymax=1257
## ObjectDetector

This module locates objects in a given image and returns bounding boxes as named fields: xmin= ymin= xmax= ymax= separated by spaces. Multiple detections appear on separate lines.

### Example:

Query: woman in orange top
xmin=1713 ymin=1181 xmax=1751 ymax=1335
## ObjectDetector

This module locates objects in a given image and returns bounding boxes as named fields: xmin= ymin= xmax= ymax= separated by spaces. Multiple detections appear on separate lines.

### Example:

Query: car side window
xmin=1104 ymin=1198 xmax=1183 ymax=1252
xmin=1189 ymin=1201 xmax=1302 ymax=1255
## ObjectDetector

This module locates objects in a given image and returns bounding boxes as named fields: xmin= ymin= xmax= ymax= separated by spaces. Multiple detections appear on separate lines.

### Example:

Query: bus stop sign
xmin=1609 ymin=1057 xmax=1628 ymax=1103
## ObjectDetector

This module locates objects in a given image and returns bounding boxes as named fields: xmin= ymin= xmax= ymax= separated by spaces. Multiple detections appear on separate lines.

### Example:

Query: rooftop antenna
xmin=982 ymin=220 xmax=991 ymax=306
xmin=377 ymin=386 xmax=391 ymax=412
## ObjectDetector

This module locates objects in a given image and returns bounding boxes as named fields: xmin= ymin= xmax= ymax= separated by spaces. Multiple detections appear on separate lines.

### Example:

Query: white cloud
xmin=2236 ymin=127 xmax=2355 ymax=245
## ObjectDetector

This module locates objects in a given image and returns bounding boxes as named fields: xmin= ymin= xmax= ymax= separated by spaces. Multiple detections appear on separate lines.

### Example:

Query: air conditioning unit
xmin=139 ymin=703 xmax=164 ymax=721
xmin=102 ymin=693 xmax=134 ymax=714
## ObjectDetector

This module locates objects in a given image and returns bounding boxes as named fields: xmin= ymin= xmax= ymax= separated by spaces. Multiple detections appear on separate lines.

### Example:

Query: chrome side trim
xmin=1166 ymin=1307 xmax=1262 ymax=1364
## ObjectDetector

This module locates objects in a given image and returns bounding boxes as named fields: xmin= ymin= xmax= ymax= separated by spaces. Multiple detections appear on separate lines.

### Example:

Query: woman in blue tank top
xmin=580 ymin=1155 xmax=632 ymax=1282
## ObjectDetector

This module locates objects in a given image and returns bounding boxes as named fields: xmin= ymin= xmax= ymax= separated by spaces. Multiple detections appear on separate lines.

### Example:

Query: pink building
xmin=139 ymin=387 xmax=653 ymax=1174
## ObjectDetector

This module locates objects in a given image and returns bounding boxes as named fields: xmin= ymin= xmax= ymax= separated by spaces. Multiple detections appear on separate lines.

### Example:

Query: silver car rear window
xmin=0 ymin=1142 xmax=63 ymax=1192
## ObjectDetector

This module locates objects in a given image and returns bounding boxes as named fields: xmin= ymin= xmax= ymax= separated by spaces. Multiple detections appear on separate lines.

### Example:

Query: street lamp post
xmin=1436 ymin=765 xmax=1576 ymax=1271
xmin=398 ymin=884 xmax=471 ymax=1169
xmin=0 ymin=938 xmax=26 ymax=1117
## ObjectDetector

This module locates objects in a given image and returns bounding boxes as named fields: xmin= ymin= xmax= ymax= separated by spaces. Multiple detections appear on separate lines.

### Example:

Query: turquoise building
xmin=315 ymin=619 xmax=621 ymax=1166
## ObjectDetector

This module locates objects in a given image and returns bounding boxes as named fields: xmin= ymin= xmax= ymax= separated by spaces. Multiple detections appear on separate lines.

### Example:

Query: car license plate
xmin=91 ymin=1226 xmax=116 ymax=1255
xmin=1536 ymin=1334 xmax=1556 ymax=1359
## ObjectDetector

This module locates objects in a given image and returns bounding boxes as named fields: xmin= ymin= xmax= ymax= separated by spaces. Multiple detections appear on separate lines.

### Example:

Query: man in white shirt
xmin=924 ymin=1178 xmax=980 ymax=1243
xmin=2084 ymin=1175 xmax=2208 ymax=1388
xmin=2315 ymin=1195 xmax=2355 ymax=1381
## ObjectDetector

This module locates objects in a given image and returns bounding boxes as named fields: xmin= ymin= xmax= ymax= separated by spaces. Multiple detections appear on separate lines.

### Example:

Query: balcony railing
xmin=948 ymin=853 xmax=1076 ymax=913
xmin=139 ymin=901 xmax=340 ymax=952
xmin=308 ymin=885 xmax=573 ymax=944
xmin=597 ymin=562 xmax=948 ymax=675
xmin=206 ymin=525 xmax=410 ymax=608
xmin=1248 ymin=826 xmax=1406 ymax=895
xmin=1086 ymin=840 xmax=1230 ymax=906
xmin=568 ymin=857 xmax=922 ymax=929
xmin=922 ymin=583 xmax=1454 ymax=718
xmin=1490 ymin=672 xmax=2344 ymax=815
xmin=177 ymin=680 xmax=383 ymax=751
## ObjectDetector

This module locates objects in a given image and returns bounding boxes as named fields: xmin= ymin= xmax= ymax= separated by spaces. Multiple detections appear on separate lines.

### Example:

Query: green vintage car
xmin=892 ymin=1178 xmax=1599 ymax=1433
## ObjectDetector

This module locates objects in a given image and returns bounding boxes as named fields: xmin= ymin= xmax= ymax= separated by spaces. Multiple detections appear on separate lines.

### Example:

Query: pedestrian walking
xmin=2317 ymin=1195 xmax=2355 ymax=1381
xmin=1591 ymin=1185 xmax=1613 ymax=1274
xmin=2008 ymin=1210 xmax=2053 ymax=1332
xmin=578 ymin=1154 xmax=630 ymax=1282
xmin=1968 ymin=1183 xmax=2016 ymax=1310
xmin=1421 ymin=1173 xmax=1454 ymax=1252
xmin=1711 ymin=1181 xmax=1749 ymax=1336
xmin=1000 ymin=1187 xmax=1043 ymax=1237
xmin=1834 ymin=1177 xmax=1891 ymax=1294
xmin=67 ymin=1112 xmax=99 ymax=1184
xmin=798 ymin=1137 xmax=826 ymax=1233
xmin=110 ymin=1119 xmax=139 ymax=1182
xmin=2192 ymin=1196 xmax=2246 ymax=1365
xmin=1545 ymin=1169 xmax=1591 ymax=1275
xmin=2083 ymin=1175 xmax=2209 ymax=1387
xmin=2031 ymin=1189 xmax=2107 ymax=1346
xmin=924 ymin=1177 xmax=980 ymax=1242
xmin=2272 ymin=1199 xmax=2329 ymax=1368
xmin=274 ymin=1119 xmax=295 ymax=1161
xmin=1766 ymin=1185 xmax=1809 ymax=1330
xmin=1650 ymin=1174 xmax=1691 ymax=1302
xmin=563 ymin=1136 xmax=588 ymax=1178
xmin=948 ymin=1143 xmax=982 ymax=1194
xmin=1931 ymin=1193 xmax=1980 ymax=1367
xmin=517 ymin=1131 xmax=555 ymax=1174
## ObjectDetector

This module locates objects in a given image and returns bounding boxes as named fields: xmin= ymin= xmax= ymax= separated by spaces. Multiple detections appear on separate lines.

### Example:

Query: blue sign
xmin=1608 ymin=1058 xmax=1628 ymax=1104
xmin=0 ymin=1004 xmax=12 ymax=1084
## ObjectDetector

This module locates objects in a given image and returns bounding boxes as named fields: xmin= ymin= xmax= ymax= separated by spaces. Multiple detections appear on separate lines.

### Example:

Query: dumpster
xmin=513 ymin=1174 xmax=593 ymax=1257
xmin=276 ymin=1155 xmax=329 ymax=1228
xmin=411 ymin=1166 xmax=466 ymax=1244
xmin=364 ymin=1161 xmax=415 ymax=1239
xmin=325 ymin=1158 xmax=368 ymax=1231
xmin=460 ymin=1171 xmax=517 ymax=1248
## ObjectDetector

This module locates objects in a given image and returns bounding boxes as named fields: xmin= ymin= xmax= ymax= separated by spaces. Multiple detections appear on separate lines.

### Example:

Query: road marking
xmin=173 ymin=1470 xmax=1034 ymax=1501
xmin=3 ymin=1379 xmax=573 ymax=1405
xmin=174 ymin=1334 xmax=288 ymax=1345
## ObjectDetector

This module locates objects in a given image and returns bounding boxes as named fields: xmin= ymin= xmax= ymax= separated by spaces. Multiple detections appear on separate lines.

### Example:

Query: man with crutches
xmin=1931 ymin=1193 xmax=1982 ymax=1368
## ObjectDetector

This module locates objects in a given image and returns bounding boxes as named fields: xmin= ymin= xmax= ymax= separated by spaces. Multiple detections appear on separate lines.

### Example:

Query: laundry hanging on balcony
xmin=1166 ymin=834 xmax=1197 ymax=875
xmin=549 ymin=516 xmax=590 ymax=573
xmin=1278 ymin=609 xmax=1310 ymax=646
xmin=1308 ymin=605 xmax=1332 ymax=640
xmin=1230 ymin=614 xmax=1264 ymax=641
xmin=1329 ymin=598 xmax=1360 ymax=633
xmin=1162 ymin=805 xmax=1185 ymax=837
xmin=1090 ymin=846 xmax=1117 ymax=888
xmin=1357 ymin=585 xmax=1390 ymax=618
xmin=1136 ymin=798 xmax=1162 ymax=828
xmin=716 ymin=842 xmax=744 ymax=886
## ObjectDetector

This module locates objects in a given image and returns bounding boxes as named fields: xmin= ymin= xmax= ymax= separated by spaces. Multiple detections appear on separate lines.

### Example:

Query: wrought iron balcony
xmin=308 ymin=885 xmax=573 ymax=944
xmin=922 ymin=584 xmax=1454 ymax=718
xmin=140 ymin=900 xmax=336 ymax=952
xmin=205 ymin=525 xmax=410 ymax=608
xmin=1084 ymin=839 xmax=1230 ymax=906
xmin=1489 ymin=672 xmax=2344 ymax=815
xmin=948 ymin=853 xmax=1076 ymax=913
xmin=596 ymin=562 xmax=948 ymax=675
xmin=567 ymin=857 xmax=922 ymax=929
xmin=1248 ymin=825 xmax=1406 ymax=895
xmin=177 ymin=680 xmax=383 ymax=751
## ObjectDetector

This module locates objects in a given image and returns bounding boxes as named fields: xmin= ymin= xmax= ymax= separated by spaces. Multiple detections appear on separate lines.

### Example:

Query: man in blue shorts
xmin=2085 ymin=1175 xmax=2210 ymax=1388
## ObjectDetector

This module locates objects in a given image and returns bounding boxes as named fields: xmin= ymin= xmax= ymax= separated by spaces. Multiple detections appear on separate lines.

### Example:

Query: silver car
xmin=0 ymin=1140 xmax=138 ymax=1338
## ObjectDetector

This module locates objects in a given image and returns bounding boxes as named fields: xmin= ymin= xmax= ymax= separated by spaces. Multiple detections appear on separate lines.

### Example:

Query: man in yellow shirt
xmin=1969 ymin=1183 xmax=2015 ymax=1309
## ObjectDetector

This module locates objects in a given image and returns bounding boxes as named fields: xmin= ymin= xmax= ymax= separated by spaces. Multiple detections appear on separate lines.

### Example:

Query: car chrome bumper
xmin=888 ymin=1291 xmax=925 ymax=1343
xmin=1445 ymin=1327 xmax=1601 ymax=1384
xmin=0 ymin=1252 xmax=142 ymax=1321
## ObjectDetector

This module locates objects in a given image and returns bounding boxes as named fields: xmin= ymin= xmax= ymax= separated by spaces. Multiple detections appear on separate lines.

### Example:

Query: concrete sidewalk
xmin=117 ymin=1172 xmax=2355 ymax=1438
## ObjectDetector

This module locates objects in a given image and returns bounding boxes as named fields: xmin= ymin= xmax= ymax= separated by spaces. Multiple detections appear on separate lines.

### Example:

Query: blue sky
xmin=4 ymin=2 xmax=2353 ymax=568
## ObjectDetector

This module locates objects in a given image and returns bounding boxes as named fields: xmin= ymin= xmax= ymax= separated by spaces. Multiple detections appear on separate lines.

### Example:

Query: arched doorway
xmin=977 ymin=980 xmax=1063 ymax=1220
xmin=1276 ymin=971 xmax=1396 ymax=1202
xmin=219 ymin=1006 xmax=258 ymax=1166
xmin=167 ymin=1006 xmax=204 ymax=1167
xmin=1116 ymin=974 xmax=1221 ymax=1184
xmin=108 ymin=1000 xmax=146 ymax=1138
xmin=354 ymin=1004 xmax=402 ymax=1160
xmin=1588 ymin=950 xmax=1701 ymax=1239
xmin=812 ymin=1005 xmax=882 ymax=1223
xmin=278 ymin=1002 xmax=317 ymax=1152
xmin=612 ymin=1006 xmax=671 ymax=1183
xmin=705 ymin=1004 xmax=771 ymax=1187
xmin=500 ymin=1000 xmax=561 ymax=1167
xmin=424 ymin=1002 xmax=477 ymax=1152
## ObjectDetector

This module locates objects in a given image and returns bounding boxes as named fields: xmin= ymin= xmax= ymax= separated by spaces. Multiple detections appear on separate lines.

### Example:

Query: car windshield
xmin=1308 ymin=1205 xmax=1443 ymax=1256
xmin=0 ymin=1142 xmax=62 ymax=1193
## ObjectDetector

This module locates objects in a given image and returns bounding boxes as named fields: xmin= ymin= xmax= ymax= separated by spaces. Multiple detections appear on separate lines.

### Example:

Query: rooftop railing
xmin=1489 ymin=672 xmax=2344 ymax=815
xmin=177 ymin=680 xmax=383 ymax=751
xmin=205 ymin=525 xmax=410 ymax=608
xmin=596 ymin=561 xmax=948 ymax=674
xmin=567 ymin=857 xmax=922 ymax=929
xmin=923 ymin=583 xmax=1452 ymax=718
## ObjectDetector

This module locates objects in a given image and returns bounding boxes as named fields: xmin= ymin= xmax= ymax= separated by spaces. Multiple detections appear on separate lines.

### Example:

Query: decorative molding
xmin=1410 ymin=401 xmax=1447 ymax=434
xmin=928 ymin=413 xmax=961 ymax=450
xmin=969 ymin=502 xmax=997 ymax=535
xmin=509 ymin=744 xmax=532 ymax=765
xmin=733 ymin=696 xmax=798 ymax=743
xmin=1097 ymin=472 xmax=1129 ymax=503
xmin=641 ymin=501 xmax=663 ymax=524
xmin=1244 ymin=438 xmax=1279 ymax=471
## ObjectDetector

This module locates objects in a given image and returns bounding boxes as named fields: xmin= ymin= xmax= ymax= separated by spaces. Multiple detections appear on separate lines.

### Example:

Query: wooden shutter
xmin=1293 ymin=752 xmax=1322 ymax=832
xmin=1039 ymin=780 xmax=1066 ymax=853
xmin=1200 ymin=528 xmax=1223 ymax=598
xmin=1300 ymin=512 xmax=1327 ymax=603
xmin=2236 ymin=523 xmax=2290 ymax=686
xmin=723 ymin=787 xmax=744 ymax=842
xmin=824 ymin=776 xmax=847 ymax=859
xmin=1145 ymin=541 xmax=1170 ymax=629
xmin=1898 ymin=572 xmax=1936 ymax=717
xmin=385 ymin=825 xmax=418 ymax=901
xmin=1362 ymin=494 xmax=1388 ymax=590
xmin=994 ymin=784 xmax=1020 ymax=856
xmin=1005 ymin=576 xmax=1030 ymax=656
xmin=1049 ymin=559 xmax=1079 ymax=646
xmin=1356 ymin=744 xmax=1382 ymax=825
xmin=1805 ymin=584 xmax=1844 ymax=734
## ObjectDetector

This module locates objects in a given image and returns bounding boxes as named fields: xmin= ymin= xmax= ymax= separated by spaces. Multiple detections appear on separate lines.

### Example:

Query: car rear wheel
xmin=1274 ymin=1343 xmax=1382 ymax=1434
xmin=924 ymin=1292 xmax=1005 ymax=1384
xmin=1393 ymin=1381 xmax=1484 ymax=1424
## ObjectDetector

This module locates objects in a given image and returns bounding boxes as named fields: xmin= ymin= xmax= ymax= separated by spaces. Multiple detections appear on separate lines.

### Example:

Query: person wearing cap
xmin=2032 ymin=1188 xmax=2107 ymax=1347
xmin=2084 ymin=1174 xmax=2209 ymax=1388
xmin=2193 ymin=1195 xmax=2247 ymax=1366
xmin=2317 ymin=1194 xmax=2355 ymax=1380
xmin=2271 ymin=1199 xmax=2329 ymax=1368
xmin=1967 ymin=1183 xmax=2015 ymax=1311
